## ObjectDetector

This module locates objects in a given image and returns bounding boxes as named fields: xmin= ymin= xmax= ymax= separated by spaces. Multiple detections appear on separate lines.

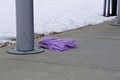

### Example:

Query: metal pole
xmin=117 ymin=0 xmax=120 ymax=24
xmin=16 ymin=0 xmax=34 ymax=51
xmin=111 ymin=0 xmax=117 ymax=16
xmin=107 ymin=0 xmax=111 ymax=17
xmin=7 ymin=0 xmax=44 ymax=55
xmin=110 ymin=0 xmax=120 ymax=26
xmin=103 ymin=0 xmax=107 ymax=16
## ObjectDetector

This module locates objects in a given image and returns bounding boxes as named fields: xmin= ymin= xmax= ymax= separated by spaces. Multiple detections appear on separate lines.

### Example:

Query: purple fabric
xmin=38 ymin=36 xmax=77 ymax=51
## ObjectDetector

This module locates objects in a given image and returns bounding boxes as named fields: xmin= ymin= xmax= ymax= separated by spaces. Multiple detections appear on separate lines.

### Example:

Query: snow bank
xmin=0 ymin=0 xmax=114 ymax=43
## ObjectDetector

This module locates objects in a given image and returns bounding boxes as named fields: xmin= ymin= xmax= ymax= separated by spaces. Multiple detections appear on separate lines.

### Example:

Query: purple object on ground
xmin=38 ymin=36 xmax=77 ymax=51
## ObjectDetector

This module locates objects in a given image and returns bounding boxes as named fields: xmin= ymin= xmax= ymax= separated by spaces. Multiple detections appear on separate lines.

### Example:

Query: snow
xmin=0 ymin=0 xmax=114 ymax=44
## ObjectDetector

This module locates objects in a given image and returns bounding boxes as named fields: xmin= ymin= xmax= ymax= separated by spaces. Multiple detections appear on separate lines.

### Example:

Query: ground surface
xmin=0 ymin=21 xmax=120 ymax=80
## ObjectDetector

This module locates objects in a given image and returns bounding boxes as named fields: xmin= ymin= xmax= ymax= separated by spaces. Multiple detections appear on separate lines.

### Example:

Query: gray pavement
xmin=0 ymin=21 xmax=120 ymax=80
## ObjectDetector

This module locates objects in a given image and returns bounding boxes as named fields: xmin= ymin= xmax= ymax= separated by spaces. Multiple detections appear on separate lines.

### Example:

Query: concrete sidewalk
xmin=0 ymin=21 xmax=120 ymax=80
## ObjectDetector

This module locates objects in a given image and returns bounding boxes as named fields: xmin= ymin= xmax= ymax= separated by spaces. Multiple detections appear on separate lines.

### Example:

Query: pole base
xmin=110 ymin=22 xmax=120 ymax=26
xmin=6 ymin=48 xmax=44 ymax=55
